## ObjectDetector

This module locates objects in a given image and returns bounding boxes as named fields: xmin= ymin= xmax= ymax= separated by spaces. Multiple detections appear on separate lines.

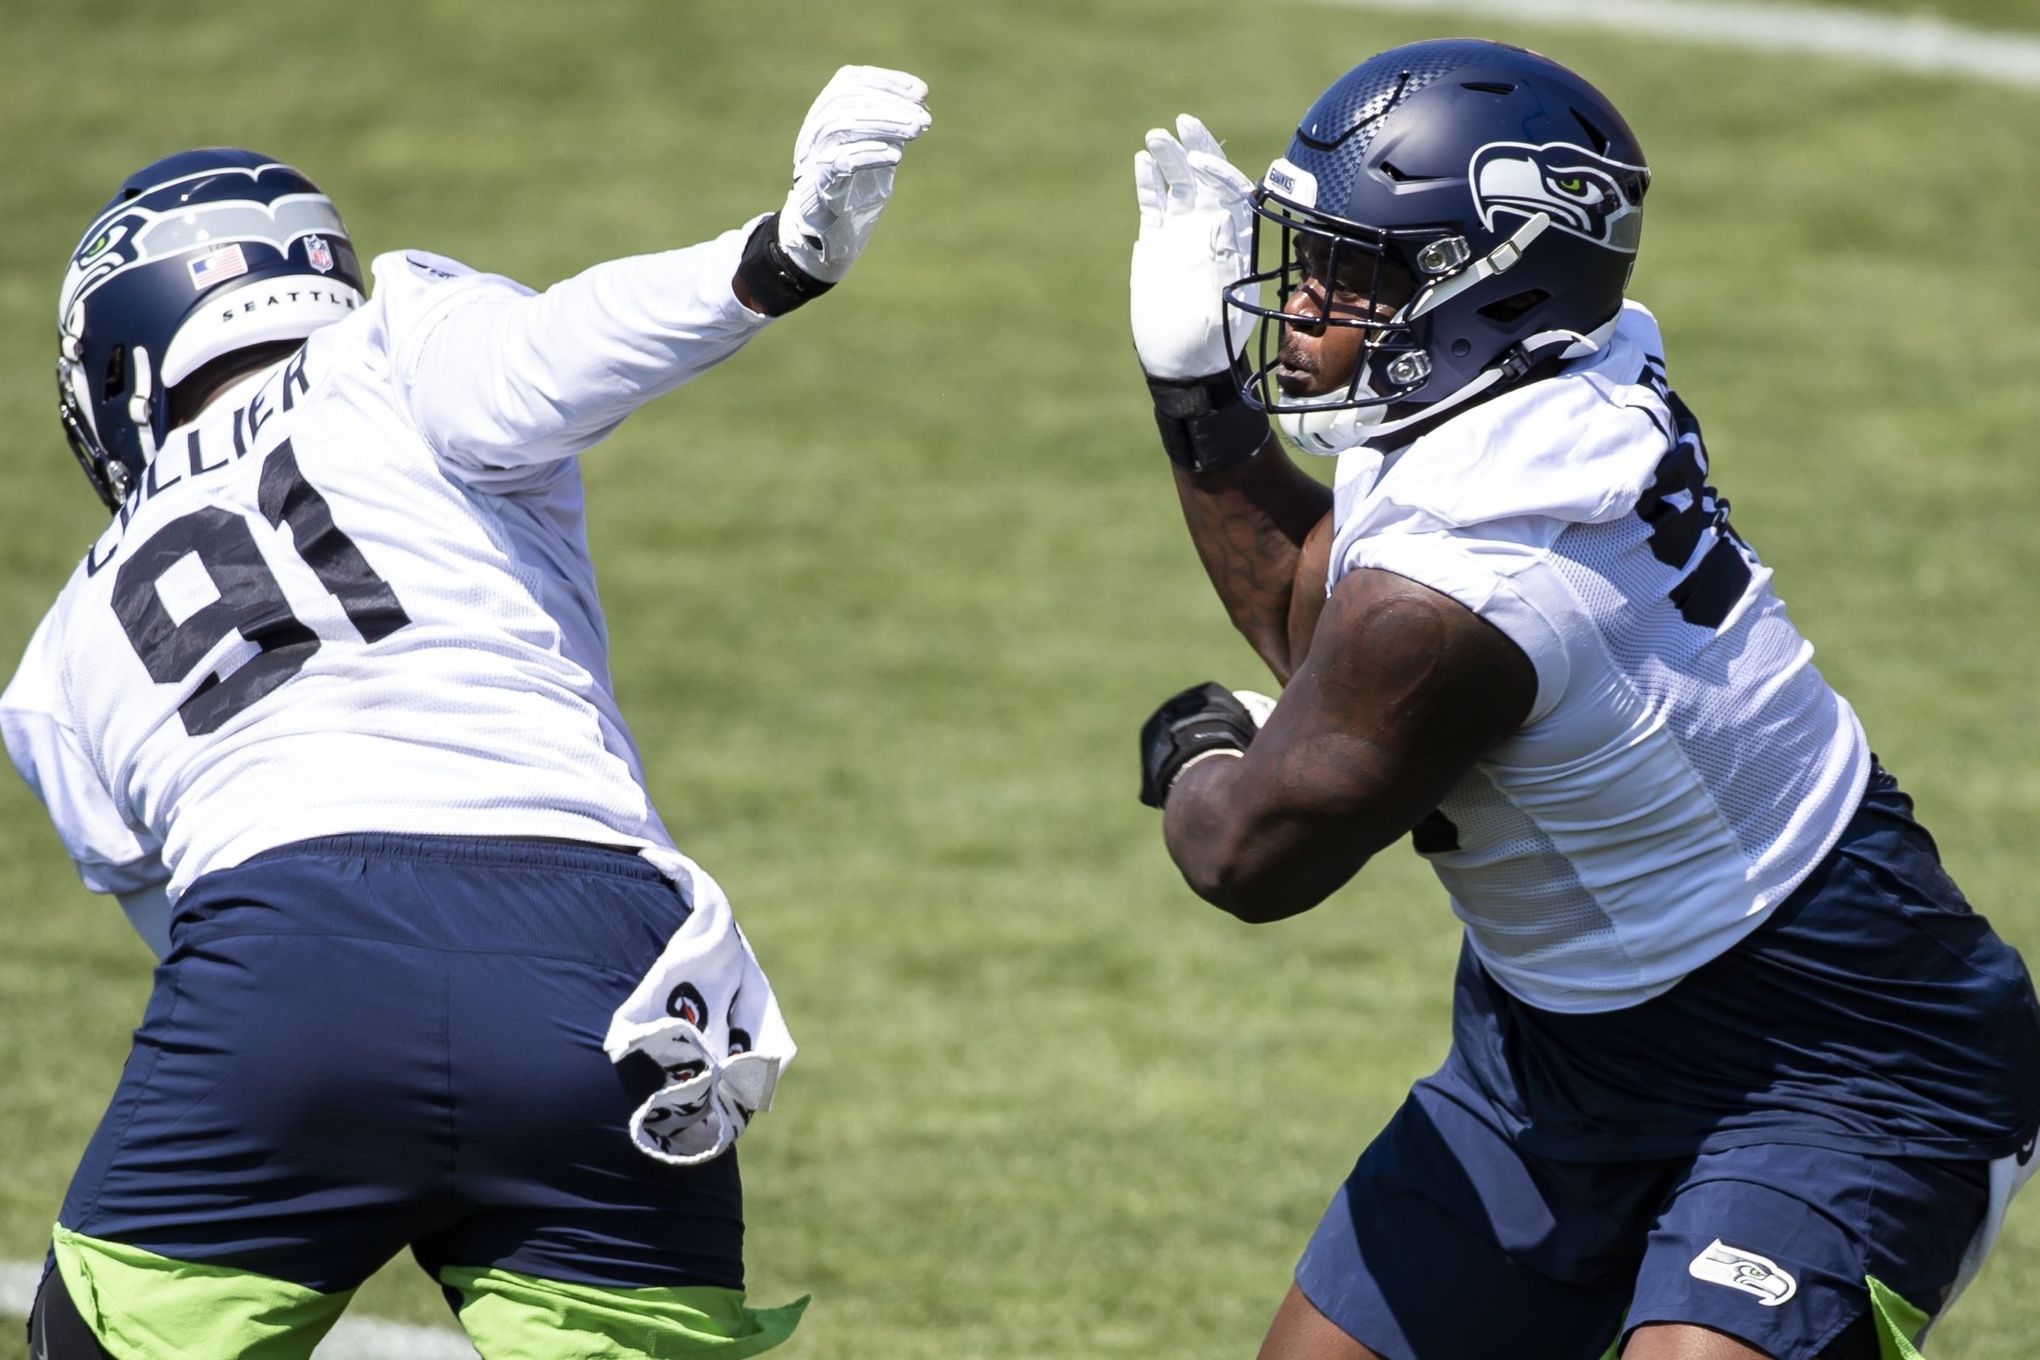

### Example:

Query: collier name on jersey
xmin=4 ymin=225 xmax=772 ymax=902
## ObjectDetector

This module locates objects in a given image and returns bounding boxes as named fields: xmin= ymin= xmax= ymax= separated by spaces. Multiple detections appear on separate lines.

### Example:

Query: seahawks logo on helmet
xmin=1469 ymin=141 xmax=1646 ymax=252
xmin=63 ymin=216 xmax=148 ymax=315
xmin=58 ymin=168 xmax=352 ymax=327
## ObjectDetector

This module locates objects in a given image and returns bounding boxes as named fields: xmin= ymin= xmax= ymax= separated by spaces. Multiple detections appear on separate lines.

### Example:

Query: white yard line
xmin=1294 ymin=0 xmax=2040 ymax=89
xmin=307 ymin=1315 xmax=480 ymax=1360
xmin=0 ymin=1259 xmax=478 ymax=1359
xmin=0 ymin=1262 xmax=40 ymax=1328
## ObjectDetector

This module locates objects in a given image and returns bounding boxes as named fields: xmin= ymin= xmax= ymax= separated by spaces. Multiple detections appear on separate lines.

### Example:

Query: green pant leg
xmin=1867 ymin=1276 xmax=1932 ymax=1360
xmin=439 ymin=1264 xmax=807 ymax=1360
xmin=49 ymin=1223 xmax=355 ymax=1360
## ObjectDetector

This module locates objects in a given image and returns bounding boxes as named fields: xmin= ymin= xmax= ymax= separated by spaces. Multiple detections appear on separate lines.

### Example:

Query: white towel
xmin=603 ymin=851 xmax=795 ymax=1166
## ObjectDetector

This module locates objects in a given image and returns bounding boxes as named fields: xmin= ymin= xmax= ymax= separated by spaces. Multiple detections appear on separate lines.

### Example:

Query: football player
xmin=1130 ymin=38 xmax=2040 ymax=1360
xmin=3 ymin=65 xmax=929 ymax=1360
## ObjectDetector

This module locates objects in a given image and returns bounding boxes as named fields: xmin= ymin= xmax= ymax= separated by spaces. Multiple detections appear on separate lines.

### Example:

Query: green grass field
xmin=3 ymin=1 xmax=2038 ymax=1356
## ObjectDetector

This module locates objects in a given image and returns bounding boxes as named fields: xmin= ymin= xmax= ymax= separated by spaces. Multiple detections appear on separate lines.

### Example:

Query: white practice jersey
xmin=1329 ymin=301 xmax=1869 ymax=1013
xmin=2 ymin=224 xmax=773 ymax=902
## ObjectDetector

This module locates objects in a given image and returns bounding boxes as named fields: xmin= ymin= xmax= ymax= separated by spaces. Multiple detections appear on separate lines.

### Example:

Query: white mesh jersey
xmin=1328 ymin=301 xmax=1870 ymax=1013
xmin=2 ymin=224 xmax=773 ymax=902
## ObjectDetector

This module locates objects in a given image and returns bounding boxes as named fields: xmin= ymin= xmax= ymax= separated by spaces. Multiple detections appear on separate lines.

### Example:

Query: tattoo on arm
xmin=1171 ymin=440 xmax=1330 ymax=681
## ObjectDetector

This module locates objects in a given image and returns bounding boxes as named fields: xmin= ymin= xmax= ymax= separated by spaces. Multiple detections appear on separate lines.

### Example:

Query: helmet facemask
xmin=1226 ymin=189 xmax=1579 ymax=455
xmin=56 ymin=325 xmax=141 ymax=512
xmin=1224 ymin=192 xmax=1440 ymax=452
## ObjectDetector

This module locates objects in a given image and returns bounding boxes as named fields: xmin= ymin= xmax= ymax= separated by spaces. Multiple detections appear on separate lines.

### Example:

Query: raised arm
xmin=405 ymin=66 xmax=931 ymax=475
xmin=1132 ymin=116 xmax=1328 ymax=680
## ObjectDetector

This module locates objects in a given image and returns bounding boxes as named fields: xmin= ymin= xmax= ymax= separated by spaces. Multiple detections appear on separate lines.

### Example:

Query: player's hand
xmin=1131 ymin=115 xmax=1257 ymax=380
xmin=1139 ymin=682 xmax=1276 ymax=808
xmin=778 ymin=65 xmax=932 ymax=283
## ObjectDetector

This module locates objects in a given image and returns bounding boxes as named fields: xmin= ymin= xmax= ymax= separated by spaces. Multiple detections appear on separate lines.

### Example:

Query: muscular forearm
xmin=1154 ymin=569 xmax=1538 ymax=924
xmin=1172 ymin=441 xmax=1331 ymax=681
xmin=1161 ymin=747 xmax=1380 ymax=923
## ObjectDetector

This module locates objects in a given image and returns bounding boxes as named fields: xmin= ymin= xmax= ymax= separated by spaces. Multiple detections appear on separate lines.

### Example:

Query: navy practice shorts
xmin=1449 ymin=767 xmax=2040 ymax=1165
xmin=58 ymin=834 xmax=746 ymax=1293
xmin=1296 ymin=1080 xmax=1990 ymax=1359
xmin=1296 ymin=767 xmax=2040 ymax=1358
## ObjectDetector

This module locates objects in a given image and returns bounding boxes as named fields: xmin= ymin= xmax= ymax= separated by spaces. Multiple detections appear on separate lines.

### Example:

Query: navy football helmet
xmin=1223 ymin=39 xmax=1648 ymax=453
xmin=57 ymin=148 xmax=366 ymax=509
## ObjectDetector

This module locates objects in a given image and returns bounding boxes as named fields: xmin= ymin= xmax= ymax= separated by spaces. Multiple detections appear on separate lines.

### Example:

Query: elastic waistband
xmin=246 ymin=833 xmax=667 ymax=882
xmin=177 ymin=832 xmax=688 ymax=964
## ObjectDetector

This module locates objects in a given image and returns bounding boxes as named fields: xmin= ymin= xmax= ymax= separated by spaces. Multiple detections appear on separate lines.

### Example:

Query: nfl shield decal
xmin=1688 ymin=1239 xmax=1799 ymax=1307
xmin=306 ymin=234 xmax=335 ymax=273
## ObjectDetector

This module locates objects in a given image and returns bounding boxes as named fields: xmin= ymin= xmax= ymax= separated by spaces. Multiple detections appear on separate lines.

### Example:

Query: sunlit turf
xmin=2 ymin=1 xmax=2037 ymax=1356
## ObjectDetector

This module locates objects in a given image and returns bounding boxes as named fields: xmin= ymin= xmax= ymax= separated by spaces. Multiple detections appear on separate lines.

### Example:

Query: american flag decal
xmin=188 ymin=243 xmax=249 ymax=290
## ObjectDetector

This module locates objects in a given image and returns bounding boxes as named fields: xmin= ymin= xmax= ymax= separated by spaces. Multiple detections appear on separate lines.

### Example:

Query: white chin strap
xmin=1276 ymin=317 xmax=1619 ymax=457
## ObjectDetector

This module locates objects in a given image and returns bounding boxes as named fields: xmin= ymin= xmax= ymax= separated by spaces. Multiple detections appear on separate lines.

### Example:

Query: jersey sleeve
xmin=1324 ymin=323 xmax=1679 ymax=728
xmin=1336 ymin=525 xmax=1574 ymax=726
xmin=371 ymin=219 xmax=774 ymax=490
xmin=0 ymin=607 xmax=170 ymax=897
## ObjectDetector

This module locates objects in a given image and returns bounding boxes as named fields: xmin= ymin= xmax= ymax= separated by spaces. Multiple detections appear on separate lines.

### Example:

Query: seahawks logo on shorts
xmin=1469 ymin=141 xmax=1646 ymax=252
xmin=1688 ymin=1239 xmax=1798 ymax=1307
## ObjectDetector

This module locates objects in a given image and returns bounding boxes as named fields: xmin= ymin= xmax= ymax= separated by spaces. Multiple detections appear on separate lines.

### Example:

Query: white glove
xmin=1131 ymin=114 xmax=1259 ymax=380
xmin=778 ymin=65 xmax=932 ymax=283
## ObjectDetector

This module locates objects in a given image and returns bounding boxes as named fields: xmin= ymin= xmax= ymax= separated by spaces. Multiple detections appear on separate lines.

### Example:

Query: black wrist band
xmin=735 ymin=213 xmax=835 ymax=316
xmin=1145 ymin=365 xmax=1269 ymax=473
